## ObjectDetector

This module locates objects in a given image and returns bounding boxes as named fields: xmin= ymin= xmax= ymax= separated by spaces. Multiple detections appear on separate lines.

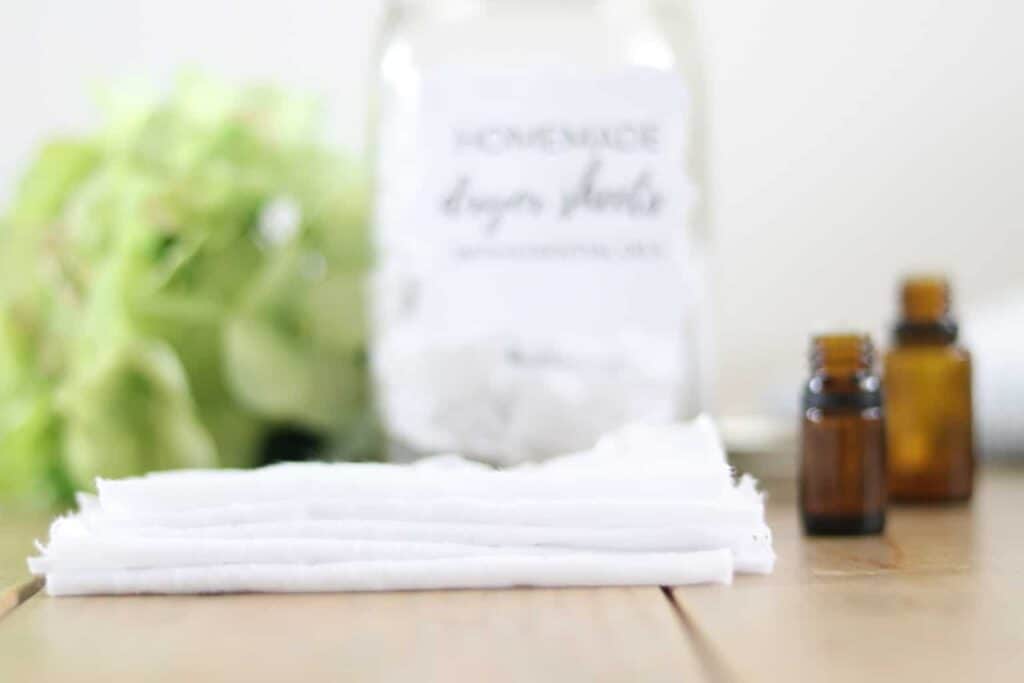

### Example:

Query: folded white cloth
xmin=51 ymin=516 xmax=773 ymax=559
xmin=81 ymin=496 xmax=764 ymax=529
xmin=32 ymin=515 xmax=775 ymax=576
xmin=31 ymin=417 xmax=775 ymax=595
xmin=96 ymin=467 xmax=733 ymax=512
xmin=42 ymin=550 xmax=735 ymax=596
xmin=94 ymin=416 xmax=733 ymax=513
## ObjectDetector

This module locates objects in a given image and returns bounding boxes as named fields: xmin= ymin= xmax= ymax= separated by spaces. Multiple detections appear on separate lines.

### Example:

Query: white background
xmin=2 ymin=0 xmax=1022 ymax=417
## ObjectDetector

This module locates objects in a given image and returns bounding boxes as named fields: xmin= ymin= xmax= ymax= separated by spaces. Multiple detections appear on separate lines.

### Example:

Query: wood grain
xmin=0 ymin=510 xmax=50 ymax=619
xmin=0 ymin=577 xmax=43 ymax=620
xmin=0 ymin=586 xmax=706 ymax=682
xmin=3 ymin=467 xmax=1022 ymax=681
xmin=672 ymin=465 xmax=1024 ymax=683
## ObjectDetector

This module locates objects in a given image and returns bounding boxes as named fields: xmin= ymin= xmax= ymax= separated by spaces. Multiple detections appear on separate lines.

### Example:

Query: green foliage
xmin=0 ymin=74 xmax=377 ymax=504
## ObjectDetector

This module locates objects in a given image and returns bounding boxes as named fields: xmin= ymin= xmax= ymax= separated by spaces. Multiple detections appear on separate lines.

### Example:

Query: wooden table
xmin=1 ymin=467 xmax=1021 ymax=682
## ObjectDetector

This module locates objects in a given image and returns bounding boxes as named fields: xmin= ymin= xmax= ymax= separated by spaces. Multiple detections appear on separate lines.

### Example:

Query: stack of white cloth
xmin=30 ymin=416 xmax=774 ymax=596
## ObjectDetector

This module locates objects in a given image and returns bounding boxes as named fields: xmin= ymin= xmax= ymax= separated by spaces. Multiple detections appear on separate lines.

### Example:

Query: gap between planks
xmin=660 ymin=586 xmax=742 ymax=683
xmin=0 ymin=576 xmax=43 ymax=621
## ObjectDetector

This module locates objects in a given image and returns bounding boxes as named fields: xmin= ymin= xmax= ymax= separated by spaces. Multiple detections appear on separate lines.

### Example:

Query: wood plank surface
xmin=0 ymin=510 xmax=50 ymax=619
xmin=672 ymin=465 xmax=1024 ymax=683
xmin=3 ymin=468 xmax=1022 ymax=681
xmin=0 ymin=586 xmax=706 ymax=682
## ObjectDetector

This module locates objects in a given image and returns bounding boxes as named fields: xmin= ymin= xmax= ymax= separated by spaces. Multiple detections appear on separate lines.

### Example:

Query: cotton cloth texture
xmin=31 ymin=416 xmax=775 ymax=595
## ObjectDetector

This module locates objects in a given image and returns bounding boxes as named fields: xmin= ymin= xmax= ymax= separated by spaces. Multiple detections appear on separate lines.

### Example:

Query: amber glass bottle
xmin=885 ymin=277 xmax=973 ymax=502
xmin=800 ymin=333 xmax=886 ymax=535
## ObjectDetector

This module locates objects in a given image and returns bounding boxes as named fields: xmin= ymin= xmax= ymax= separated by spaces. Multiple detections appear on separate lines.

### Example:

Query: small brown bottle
xmin=800 ymin=333 xmax=886 ymax=535
xmin=885 ymin=277 xmax=974 ymax=502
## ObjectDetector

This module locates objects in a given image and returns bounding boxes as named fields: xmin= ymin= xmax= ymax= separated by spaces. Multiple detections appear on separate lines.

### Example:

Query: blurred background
xmin=5 ymin=0 xmax=1022 ymax=406
xmin=2 ymin=0 xmax=1022 ymax=501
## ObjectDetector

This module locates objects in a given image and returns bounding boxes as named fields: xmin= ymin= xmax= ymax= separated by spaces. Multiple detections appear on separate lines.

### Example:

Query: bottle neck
xmin=894 ymin=276 xmax=957 ymax=346
xmin=805 ymin=334 xmax=881 ymax=410
xmin=893 ymin=319 xmax=958 ymax=345
xmin=809 ymin=334 xmax=874 ymax=378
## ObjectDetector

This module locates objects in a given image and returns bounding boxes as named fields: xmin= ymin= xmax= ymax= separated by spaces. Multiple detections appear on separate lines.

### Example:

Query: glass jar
xmin=369 ymin=0 xmax=709 ymax=464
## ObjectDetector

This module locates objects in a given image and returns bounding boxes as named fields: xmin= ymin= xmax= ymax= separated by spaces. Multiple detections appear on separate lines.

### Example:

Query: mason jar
xmin=369 ymin=0 xmax=710 ymax=464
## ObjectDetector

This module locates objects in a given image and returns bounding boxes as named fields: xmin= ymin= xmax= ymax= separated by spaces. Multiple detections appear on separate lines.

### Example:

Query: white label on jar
xmin=374 ymin=66 xmax=698 ymax=462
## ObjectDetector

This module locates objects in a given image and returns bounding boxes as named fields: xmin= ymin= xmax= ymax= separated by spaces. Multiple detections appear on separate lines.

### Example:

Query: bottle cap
xmin=895 ymin=275 xmax=958 ymax=343
xmin=809 ymin=332 xmax=874 ymax=375
xmin=900 ymin=275 xmax=951 ymax=322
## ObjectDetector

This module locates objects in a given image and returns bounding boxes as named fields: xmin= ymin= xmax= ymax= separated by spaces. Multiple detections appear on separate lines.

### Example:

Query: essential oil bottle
xmin=884 ymin=276 xmax=974 ymax=502
xmin=800 ymin=333 xmax=886 ymax=535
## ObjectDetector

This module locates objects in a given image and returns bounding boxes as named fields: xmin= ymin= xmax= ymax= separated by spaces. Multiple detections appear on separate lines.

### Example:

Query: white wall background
xmin=2 ymin=0 xmax=1022 ymax=417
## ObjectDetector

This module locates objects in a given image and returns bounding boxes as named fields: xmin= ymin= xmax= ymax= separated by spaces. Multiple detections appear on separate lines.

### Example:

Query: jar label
xmin=373 ymin=66 xmax=699 ymax=461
